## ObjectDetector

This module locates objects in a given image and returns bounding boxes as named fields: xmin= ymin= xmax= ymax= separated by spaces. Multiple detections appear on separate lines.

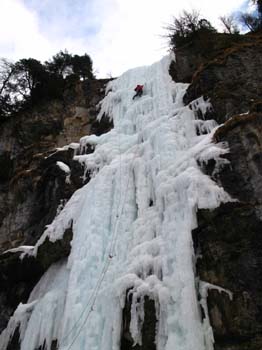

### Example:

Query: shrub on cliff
xmin=0 ymin=58 xmax=64 ymax=117
xmin=240 ymin=0 xmax=262 ymax=32
xmin=166 ymin=10 xmax=217 ymax=49
xmin=219 ymin=15 xmax=240 ymax=34
xmin=0 ymin=51 xmax=94 ymax=119
xmin=46 ymin=51 xmax=94 ymax=81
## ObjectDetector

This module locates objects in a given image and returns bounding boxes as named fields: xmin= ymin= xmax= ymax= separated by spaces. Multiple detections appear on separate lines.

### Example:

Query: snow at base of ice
xmin=0 ymin=55 xmax=234 ymax=350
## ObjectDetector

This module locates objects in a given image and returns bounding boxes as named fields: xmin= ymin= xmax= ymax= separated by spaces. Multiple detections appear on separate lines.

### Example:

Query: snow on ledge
xmin=2 ymin=246 xmax=34 ymax=259
xmin=56 ymin=161 xmax=71 ymax=184
xmin=56 ymin=142 xmax=80 ymax=151
xmin=56 ymin=161 xmax=70 ymax=174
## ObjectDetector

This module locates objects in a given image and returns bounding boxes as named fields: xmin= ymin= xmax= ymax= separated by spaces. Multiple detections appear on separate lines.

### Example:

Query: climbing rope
xmin=65 ymin=255 xmax=111 ymax=350
xmin=63 ymin=145 xmax=139 ymax=350
xmin=56 ymin=177 xmax=99 ymax=348
xmin=58 ymin=131 xmax=124 ymax=347
xmin=110 ymin=127 xmax=123 ymax=256
xmin=57 ymin=135 xmax=139 ymax=350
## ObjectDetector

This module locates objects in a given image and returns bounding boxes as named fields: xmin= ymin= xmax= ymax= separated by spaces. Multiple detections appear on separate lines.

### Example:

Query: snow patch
xmin=2 ymin=246 xmax=34 ymax=259
xmin=56 ymin=161 xmax=71 ymax=184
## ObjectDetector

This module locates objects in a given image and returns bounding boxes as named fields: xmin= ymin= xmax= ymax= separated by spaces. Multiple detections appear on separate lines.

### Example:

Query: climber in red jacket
xmin=133 ymin=84 xmax=144 ymax=100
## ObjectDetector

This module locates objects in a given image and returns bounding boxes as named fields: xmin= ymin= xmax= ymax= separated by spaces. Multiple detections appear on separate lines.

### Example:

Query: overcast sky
xmin=0 ymin=0 xmax=250 ymax=78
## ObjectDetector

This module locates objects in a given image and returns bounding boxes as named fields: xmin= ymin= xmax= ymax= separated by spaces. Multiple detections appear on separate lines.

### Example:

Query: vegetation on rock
xmin=0 ymin=51 xmax=94 ymax=120
xmin=240 ymin=0 xmax=262 ymax=32
xmin=165 ymin=10 xmax=217 ymax=49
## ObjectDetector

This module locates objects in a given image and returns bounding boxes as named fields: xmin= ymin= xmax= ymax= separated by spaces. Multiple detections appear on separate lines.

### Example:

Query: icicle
xmin=199 ymin=281 xmax=233 ymax=350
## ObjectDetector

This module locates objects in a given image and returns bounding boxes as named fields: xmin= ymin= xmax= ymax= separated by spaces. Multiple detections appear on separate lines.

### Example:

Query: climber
xmin=132 ymin=84 xmax=144 ymax=100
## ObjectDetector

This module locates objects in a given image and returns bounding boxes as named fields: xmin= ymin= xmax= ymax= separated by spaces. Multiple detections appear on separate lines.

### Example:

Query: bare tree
xmin=240 ymin=0 xmax=262 ymax=31
xmin=252 ymin=0 xmax=262 ymax=16
xmin=0 ymin=59 xmax=15 ymax=95
xmin=240 ymin=12 xmax=260 ymax=31
xmin=219 ymin=15 xmax=239 ymax=34
xmin=165 ymin=10 xmax=216 ymax=48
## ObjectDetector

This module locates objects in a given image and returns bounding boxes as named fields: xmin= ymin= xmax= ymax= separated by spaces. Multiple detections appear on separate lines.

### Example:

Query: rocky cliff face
xmin=0 ymin=78 xmax=113 ymax=332
xmin=1 ymin=31 xmax=262 ymax=350
xmin=173 ymin=32 xmax=262 ymax=350
xmin=194 ymin=113 xmax=262 ymax=350
xmin=0 ymin=78 xmax=112 ymax=252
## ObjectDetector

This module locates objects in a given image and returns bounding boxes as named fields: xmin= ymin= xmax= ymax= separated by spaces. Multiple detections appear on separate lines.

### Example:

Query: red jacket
xmin=134 ymin=85 xmax=143 ymax=92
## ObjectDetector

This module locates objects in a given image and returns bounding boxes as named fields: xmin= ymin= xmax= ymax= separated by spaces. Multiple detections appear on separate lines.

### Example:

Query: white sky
xmin=0 ymin=0 xmax=247 ymax=78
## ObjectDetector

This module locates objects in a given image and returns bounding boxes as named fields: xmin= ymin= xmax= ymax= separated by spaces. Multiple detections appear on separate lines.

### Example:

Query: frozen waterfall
xmin=0 ymin=55 xmax=232 ymax=350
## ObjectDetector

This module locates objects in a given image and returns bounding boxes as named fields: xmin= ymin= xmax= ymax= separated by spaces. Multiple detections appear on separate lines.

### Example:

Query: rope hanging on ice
xmin=58 ymin=141 xmax=138 ymax=350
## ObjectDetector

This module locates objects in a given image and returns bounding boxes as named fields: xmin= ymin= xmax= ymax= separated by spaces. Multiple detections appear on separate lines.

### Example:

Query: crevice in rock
xmin=121 ymin=293 xmax=157 ymax=350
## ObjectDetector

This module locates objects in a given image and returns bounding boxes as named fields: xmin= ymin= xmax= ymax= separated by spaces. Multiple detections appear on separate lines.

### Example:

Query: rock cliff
xmin=0 ymin=78 xmax=112 ymax=332
xmin=0 ymin=31 xmax=262 ymax=350
xmin=173 ymin=32 xmax=262 ymax=350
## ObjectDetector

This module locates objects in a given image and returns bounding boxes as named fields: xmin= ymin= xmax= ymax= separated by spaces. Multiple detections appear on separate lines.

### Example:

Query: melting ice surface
xmin=0 ymin=55 xmax=232 ymax=350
